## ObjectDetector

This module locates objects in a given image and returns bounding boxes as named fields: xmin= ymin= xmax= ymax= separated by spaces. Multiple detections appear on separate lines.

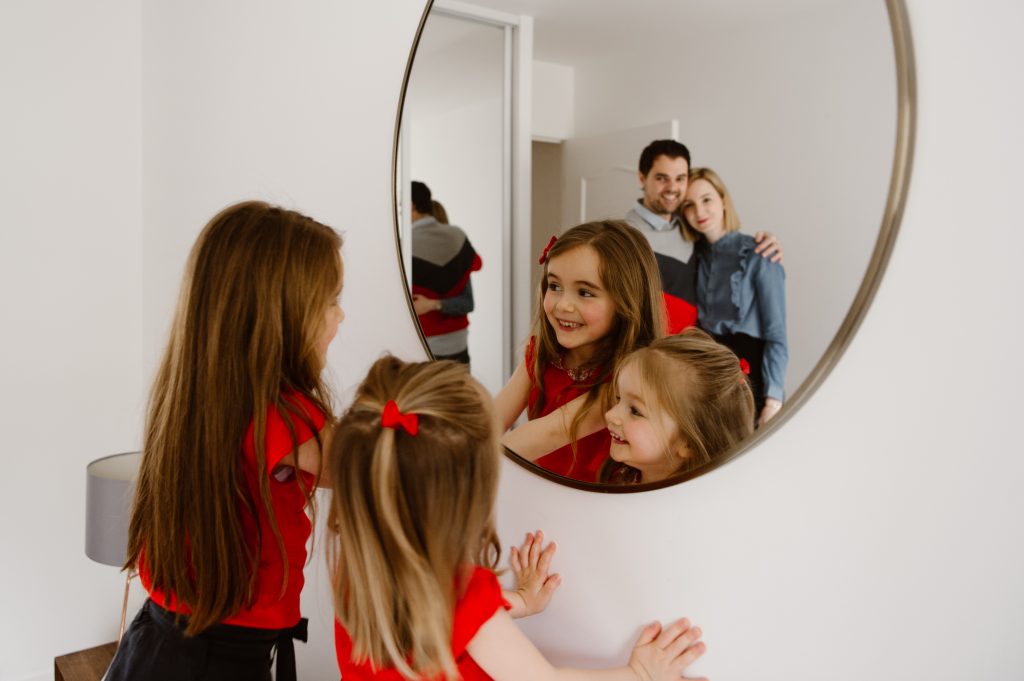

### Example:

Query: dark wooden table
xmin=54 ymin=641 xmax=117 ymax=681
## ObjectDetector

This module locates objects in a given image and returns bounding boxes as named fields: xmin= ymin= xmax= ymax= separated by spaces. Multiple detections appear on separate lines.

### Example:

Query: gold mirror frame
xmin=392 ymin=0 xmax=916 ymax=493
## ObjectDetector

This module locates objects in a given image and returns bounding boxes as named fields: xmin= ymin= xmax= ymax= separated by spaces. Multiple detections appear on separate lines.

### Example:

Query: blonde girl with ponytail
xmin=329 ymin=356 xmax=708 ymax=681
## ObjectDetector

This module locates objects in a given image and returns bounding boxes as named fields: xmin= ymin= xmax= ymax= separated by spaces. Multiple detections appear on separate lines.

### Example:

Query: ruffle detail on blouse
xmin=728 ymin=234 xmax=755 ymax=313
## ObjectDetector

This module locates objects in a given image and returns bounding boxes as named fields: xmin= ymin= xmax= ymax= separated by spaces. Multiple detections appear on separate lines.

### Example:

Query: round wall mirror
xmin=393 ymin=0 xmax=915 ymax=491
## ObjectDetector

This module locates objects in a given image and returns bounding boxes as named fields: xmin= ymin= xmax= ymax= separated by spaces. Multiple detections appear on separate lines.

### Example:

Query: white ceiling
xmin=441 ymin=0 xmax=858 ymax=64
xmin=409 ymin=0 xmax=864 ymax=116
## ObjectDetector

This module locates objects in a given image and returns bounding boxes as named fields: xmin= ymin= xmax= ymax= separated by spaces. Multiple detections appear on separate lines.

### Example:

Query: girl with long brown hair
xmin=494 ymin=220 xmax=666 ymax=482
xmin=107 ymin=201 xmax=344 ymax=681
xmin=329 ymin=355 xmax=707 ymax=680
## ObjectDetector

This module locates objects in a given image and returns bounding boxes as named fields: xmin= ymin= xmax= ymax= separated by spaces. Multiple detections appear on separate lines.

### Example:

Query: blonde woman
xmin=681 ymin=167 xmax=787 ymax=426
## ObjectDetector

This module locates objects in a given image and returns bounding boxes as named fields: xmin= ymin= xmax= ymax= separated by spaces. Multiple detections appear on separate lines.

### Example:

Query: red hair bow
xmin=538 ymin=235 xmax=558 ymax=264
xmin=381 ymin=399 xmax=418 ymax=436
xmin=739 ymin=358 xmax=751 ymax=376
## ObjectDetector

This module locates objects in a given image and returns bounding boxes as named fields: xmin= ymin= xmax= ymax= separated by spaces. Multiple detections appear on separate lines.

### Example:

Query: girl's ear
xmin=673 ymin=438 xmax=694 ymax=464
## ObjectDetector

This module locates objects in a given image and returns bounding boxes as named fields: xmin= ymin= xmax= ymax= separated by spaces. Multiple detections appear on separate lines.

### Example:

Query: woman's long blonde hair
xmin=532 ymin=220 xmax=666 ymax=442
xmin=126 ymin=201 xmax=341 ymax=635
xmin=680 ymin=167 xmax=742 ymax=241
xmin=328 ymin=356 xmax=501 ymax=680
xmin=603 ymin=328 xmax=755 ymax=483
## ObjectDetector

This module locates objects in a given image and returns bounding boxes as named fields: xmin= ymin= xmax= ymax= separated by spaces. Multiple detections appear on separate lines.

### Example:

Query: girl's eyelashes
xmin=615 ymin=394 xmax=644 ymax=418
xmin=546 ymin=278 xmax=599 ymax=298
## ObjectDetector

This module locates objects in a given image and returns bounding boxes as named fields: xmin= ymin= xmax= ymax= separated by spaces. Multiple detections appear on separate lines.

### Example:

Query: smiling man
xmin=624 ymin=139 xmax=782 ymax=334
xmin=625 ymin=140 xmax=697 ymax=333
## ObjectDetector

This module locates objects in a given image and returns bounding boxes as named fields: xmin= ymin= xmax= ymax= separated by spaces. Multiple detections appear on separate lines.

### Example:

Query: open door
xmin=561 ymin=120 xmax=679 ymax=225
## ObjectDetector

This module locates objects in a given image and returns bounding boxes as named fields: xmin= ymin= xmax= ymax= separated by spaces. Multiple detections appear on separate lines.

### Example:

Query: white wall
xmin=0 ymin=1 xmax=144 ymax=679
xmin=3 ymin=1 xmax=1023 ymax=680
xmin=570 ymin=2 xmax=893 ymax=397
xmin=533 ymin=60 xmax=574 ymax=141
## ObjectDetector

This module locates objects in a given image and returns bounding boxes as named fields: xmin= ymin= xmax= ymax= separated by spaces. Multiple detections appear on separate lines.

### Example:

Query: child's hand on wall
xmin=505 ymin=530 xmax=561 ymax=618
xmin=627 ymin=618 xmax=707 ymax=681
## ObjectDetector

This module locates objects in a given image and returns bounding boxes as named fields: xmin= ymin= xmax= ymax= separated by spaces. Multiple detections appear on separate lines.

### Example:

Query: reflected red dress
xmin=523 ymin=338 xmax=611 ymax=483
xmin=334 ymin=567 xmax=511 ymax=680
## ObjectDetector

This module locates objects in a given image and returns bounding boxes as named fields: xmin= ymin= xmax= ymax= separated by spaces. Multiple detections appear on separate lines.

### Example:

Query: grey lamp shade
xmin=85 ymin=451 xmax=142 ymax=567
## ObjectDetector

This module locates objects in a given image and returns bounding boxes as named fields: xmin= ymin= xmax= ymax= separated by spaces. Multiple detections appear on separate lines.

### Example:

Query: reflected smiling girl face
xmin=542 ymin=245 xmax=616 ymax=368
xmin=604 ymin=362 xmax=691 ymax=483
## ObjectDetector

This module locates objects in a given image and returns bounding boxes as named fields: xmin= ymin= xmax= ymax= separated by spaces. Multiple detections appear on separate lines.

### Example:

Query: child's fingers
xmin=671 ymin=641 xmax=706 ymax=674
xmin=634 ymin=621 xmax=662 ymax=647
xmin=519 ymin=532 xmax=534 ymax=557
xmin=540 ymin=573 xmax=562 ymax=598
xmin=537 ymin=541 xmax=557 ymax=573
xmin=509 ymin=546 xmax=522 ymax=573
xmin=528 ymin=529 xmax=544 ymax=565
xmin=653 ymin=618 xmax=691 ymax=649
xmin=663 ymin=625 xmax=702 ymax=658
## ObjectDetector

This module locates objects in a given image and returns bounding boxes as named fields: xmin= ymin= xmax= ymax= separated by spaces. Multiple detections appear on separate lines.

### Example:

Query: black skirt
xmin=712 ymin=331 xmax=767 ymax=419
xmin=105 ymin=599 xmax=307 ymax=681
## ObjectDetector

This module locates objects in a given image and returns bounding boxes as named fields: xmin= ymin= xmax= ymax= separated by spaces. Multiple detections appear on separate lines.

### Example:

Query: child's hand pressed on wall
xmin=506 ymin=530 xmax=561 ymax=618
xmin=627 ymin=618 xmax=707 ymax=681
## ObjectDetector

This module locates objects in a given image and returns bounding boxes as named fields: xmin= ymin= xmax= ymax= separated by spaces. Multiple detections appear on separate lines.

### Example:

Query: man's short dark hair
xmin=411 ymin=181 xmax=432 ymax=214
xmin=638 ymin=140 xmax=691 ymax=176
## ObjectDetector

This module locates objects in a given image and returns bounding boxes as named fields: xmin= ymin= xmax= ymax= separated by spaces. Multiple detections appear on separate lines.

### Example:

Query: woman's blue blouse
xmin=696 ymin=231 xmax=788 ymax=401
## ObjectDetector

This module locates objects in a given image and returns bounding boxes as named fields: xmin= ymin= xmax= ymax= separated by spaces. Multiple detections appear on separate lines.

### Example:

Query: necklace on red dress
xmin=552 ymin=354 xmax=597 ymax=383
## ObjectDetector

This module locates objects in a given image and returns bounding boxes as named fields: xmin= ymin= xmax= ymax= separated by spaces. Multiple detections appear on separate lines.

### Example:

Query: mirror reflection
xmin=408 ymin=180 xmax=482 ymax=366
xmin=398 ymin=0 xmax=896 ymax=487
xmin=398 ymin=10 xmax=509 ymax=395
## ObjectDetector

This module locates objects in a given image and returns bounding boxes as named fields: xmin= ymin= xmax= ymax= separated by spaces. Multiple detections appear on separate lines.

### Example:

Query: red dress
xmin=524 ymin=338 xmax=611 ymax=483
xmin=139 ymin=392 xmax=325 ymax=629
xmin=334 ymin=566 xmax=511 ymax=680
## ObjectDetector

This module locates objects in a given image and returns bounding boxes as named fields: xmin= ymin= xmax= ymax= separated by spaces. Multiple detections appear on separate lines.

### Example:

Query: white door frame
xmin=429 ymin=0 xmax=533 ymax=379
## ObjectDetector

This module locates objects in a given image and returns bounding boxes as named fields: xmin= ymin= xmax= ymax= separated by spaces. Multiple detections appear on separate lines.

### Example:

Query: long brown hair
xmin=602 ymin=328 xmax=755 ymax=483
xmin=531 ymin=220 xmax=666 ymax=442
xmin=328 ymin=356 xmax=501 ymax=680
xmin=126 ymin=201 xmax=342 ymax=635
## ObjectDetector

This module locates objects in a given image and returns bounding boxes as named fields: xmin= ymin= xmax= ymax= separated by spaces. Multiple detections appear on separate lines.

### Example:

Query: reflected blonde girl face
xmin=604 ymin=362 xmax=690 ymax=482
